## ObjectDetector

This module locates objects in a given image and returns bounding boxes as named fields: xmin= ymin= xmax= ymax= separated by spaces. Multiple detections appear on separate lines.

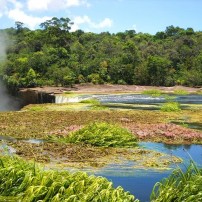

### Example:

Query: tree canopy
xmin=1 ymin=17 xmax=202 ymax=90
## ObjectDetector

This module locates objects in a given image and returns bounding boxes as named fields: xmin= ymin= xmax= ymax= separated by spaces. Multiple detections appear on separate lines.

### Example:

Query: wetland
xmin=0 ymin=85 xmax=202 ymax=201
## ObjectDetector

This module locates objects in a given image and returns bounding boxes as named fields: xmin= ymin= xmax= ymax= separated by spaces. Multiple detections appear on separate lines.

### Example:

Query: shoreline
xmin=19 ymin=84 xmax=201 ymax=95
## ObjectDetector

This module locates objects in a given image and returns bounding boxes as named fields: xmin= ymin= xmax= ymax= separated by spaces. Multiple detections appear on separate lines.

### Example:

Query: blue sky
xmin=0 ymin=0 xmax=202 ymax=34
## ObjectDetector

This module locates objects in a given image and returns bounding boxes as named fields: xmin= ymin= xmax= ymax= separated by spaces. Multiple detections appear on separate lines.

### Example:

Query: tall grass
xmin=0 ymin=156 xmax=138 ymax=201
xmin=66 ymin=122 xmax=138 ymax=147
xmin=150 ymin=161 xmax=202 ymax=202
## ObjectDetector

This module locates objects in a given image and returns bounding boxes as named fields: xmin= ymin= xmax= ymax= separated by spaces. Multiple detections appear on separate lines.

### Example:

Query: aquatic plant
xmin=67 ymin=122 xmax=138 ymax=147
xmin=151 ymin=161 xmax=202 ymax=202
xmin=80 ymin=99 xmax=109 ymax=110
xmin=142 ymin=89 xmax=162 ymax=97
xmin=80 ymin=99 xmax=101 ymax=105
xmin=160 ymin=102 xmax=181 ymax=112
xmin=0 ymin=109 xmax=201 ymax=144
xmin=0 ymin=156 xmax=138 ymax=201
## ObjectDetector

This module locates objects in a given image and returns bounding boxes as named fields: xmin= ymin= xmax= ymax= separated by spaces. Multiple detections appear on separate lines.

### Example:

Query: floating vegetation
xmin=0 ymin=156 xmax=138 ymax=201
xmin=150 ymin=161 xmax=202 ymax=202
xmin=6 ymin=141 xmax=182 ymax=170
xmin=0 ymin=110 xmax=201 ymax=144
xmin=142 ymin=89 xmax=162 ymax=97
xmin=80 ymin=99 xmax=101 ymax=105
xmin=129 ymin=123 xmax=202 ymax=144
xmin=65 ymin=122 xmax=138 ymax=148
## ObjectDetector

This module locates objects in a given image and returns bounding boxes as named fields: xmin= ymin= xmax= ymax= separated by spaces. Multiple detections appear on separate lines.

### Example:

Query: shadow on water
xmin=171 ymin=121 xmax=202 ymax=131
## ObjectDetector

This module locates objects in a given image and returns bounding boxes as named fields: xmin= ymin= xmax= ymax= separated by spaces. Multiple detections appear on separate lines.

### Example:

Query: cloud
xmin=71 ymin=15 xmax=113 ymax=31
xmin=0 ymin=0 xmax=7 ymax=17
xmin=27 ymin=0 xmax=51 ymax=11
xmin=8 ymin=8 xmax=51 ymax=29
xmin=27 ymin=0 xmax=90 ymax=11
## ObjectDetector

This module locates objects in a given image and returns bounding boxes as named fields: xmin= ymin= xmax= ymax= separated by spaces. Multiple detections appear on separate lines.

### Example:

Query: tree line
xmin=0 ymin=17 xmax=202 ymax=90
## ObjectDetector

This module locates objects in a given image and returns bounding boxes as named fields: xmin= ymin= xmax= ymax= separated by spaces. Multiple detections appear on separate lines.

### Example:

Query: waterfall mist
xmin=0 ymin=31 xmax=20 ymax=111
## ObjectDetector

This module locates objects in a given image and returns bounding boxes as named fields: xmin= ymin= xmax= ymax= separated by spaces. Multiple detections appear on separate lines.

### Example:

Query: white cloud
xmin=94 ymin=18 xmax=113 ymax=29
xmin=0 ymin=0 xmax=7 ymax=17
xmin=27 ymin=0 xmax=90 ymax=11
xmin=71 ymin=15 xmax=113 ymax=31
xmin=0 ymin=0 xmax=23 ymax=18
xmin=27 ymin=0 xmax=51 ymax=11
xmin=8 ymin=8 xmax=51 ymax=29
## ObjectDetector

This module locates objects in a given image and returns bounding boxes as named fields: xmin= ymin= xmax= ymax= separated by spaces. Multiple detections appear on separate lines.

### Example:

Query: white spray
xmin=0 ymin=31 xmax=19 ymax=111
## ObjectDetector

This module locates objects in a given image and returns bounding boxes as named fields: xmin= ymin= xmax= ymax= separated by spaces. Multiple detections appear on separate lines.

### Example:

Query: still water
xmin=99 ymin=142 xmax=202 ymax=202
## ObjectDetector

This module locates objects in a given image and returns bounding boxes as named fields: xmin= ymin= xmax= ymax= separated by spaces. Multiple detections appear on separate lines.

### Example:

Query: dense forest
xmin=0 ymin=17 xmax=202 ymax=90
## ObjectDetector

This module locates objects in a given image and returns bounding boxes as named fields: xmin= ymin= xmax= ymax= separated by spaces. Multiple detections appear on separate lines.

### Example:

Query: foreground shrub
xmin=67 ymin=122 xmax=138 ymax=147
xmin=0 ymin=156 xmax=138 ymax=201
xmin=151 ymin=161 xmax=202 ymax=202
xmin=160 ymin=102 xmax=181 ymax=112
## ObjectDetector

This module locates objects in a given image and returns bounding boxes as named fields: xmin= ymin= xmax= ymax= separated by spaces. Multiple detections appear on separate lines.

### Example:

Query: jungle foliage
xmin=1 ymin=18 xmax=202 ymax=90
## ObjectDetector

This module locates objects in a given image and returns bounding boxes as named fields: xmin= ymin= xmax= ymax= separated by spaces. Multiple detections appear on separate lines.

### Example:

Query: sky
xmin=0 ymin=0 xmax=202 ymax=34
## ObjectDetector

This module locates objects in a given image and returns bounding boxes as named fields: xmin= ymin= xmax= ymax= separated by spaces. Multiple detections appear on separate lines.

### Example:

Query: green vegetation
xmin=142 ymin=89 xmax=162 ymax=97
xmin=173 ymin=89 xmax=189 ymax=95
xmin=80 ymin=99 xmax=100 ymax=105
xmin=151 ymin=161 xmax=202 ymax=202
xmin=65 ymin=122 xmax=137 ymax=147
xmin=80 ymin=99 xmax=109 ymax=110
xmin=1 ymin=19 xmax=202 ymax=91
xmin=160 ymin=102 xmax=181 ymax=112
xmin=0 ymin=156 xmax=137 ymax=201
xmin=0 ymin=109 xmax=201 ymax=144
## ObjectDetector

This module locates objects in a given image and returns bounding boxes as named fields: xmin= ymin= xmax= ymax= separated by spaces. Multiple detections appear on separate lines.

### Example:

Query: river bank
xmin=20 ymin=84 xmax=201 ymax=95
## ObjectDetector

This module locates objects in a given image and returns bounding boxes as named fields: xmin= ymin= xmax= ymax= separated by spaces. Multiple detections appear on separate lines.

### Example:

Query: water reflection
xmin=101 ymin=142 xmax=202 ymax=202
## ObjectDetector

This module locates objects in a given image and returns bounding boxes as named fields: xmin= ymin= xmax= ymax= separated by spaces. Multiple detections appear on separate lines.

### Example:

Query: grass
xmin=50 ymin=122 xmax=138 ymax=148
xmin=160 ymin=102 xmax=181 ymax=112
xmin=0 ymin=156 xmax=138 ymax=201
xmin=79 ymin=99 xmax=100 ymax=105
xmin=151 ymin=161 xmax=202 ymax=202
xmin=142 ymin=89 xmax=162 ymax=97
xmin=173 ymin=89 xmax=189 ymax=95
xmin=80 ymin=99 xmax=109 ymax=110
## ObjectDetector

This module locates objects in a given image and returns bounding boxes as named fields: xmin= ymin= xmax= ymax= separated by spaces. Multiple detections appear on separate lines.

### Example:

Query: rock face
xmin=18 ymin=88 xmax=55 ymax=106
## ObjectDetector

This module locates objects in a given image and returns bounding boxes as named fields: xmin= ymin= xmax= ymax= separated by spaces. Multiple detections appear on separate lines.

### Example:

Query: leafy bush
xmin=67 ymin=122 xmax=138 ymax=147
xmin=160 ymin=102 xmax=181 ymax=112
xmin=151 ymin=161 xmax=202 ymax=202
xmin=0 ymin=156 xmax=138 ymax=201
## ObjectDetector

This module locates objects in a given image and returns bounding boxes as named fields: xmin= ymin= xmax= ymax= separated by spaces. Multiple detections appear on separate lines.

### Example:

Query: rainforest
xmin=0 ymin=17 xmax=202 ymax=91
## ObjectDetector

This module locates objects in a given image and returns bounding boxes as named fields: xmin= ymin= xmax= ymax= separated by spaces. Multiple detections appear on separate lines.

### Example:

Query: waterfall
xmin=55 ymin=95 xmax=85 ymax=103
